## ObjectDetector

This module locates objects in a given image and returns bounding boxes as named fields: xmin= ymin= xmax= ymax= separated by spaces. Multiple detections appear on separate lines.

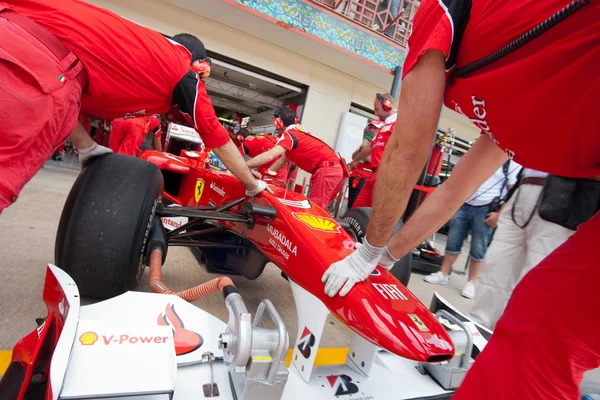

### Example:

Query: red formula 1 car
xmin=0 ymin=124 xmax=491 ymax=399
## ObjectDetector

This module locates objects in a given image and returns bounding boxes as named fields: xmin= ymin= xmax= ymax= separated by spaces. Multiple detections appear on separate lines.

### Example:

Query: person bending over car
xmin=233 ymin=129 xmax=288 ymax=181
xmin=322 ymin=0 xmax=599 ymax=398
xmin=0 ymin=0 xmax=268 ymax=213
xmin=108 ymin=115 xmax=163 ymax=157
xmin=246 ymin=107 xmax=345 ymax=209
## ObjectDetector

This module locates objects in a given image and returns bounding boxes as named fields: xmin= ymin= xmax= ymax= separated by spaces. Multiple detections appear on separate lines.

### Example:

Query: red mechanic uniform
xmin=0 ymin=0 xmax=230 ymax=211
xmin=109 ymin=115 xmax=162 ymax=157
xmin=276 ymin=125 xmax=345 ymax=209
xmin=352 ymin=114 xmax=396 ymax=208
xmin=402 ymin=0 xmax=599 ymax=399
xmin=240 ymin=135 xmax=288 ymax=181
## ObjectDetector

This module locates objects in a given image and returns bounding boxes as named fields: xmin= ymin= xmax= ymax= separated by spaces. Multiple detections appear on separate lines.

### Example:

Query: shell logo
xmin=294 ymin=213 xmax=340 ymax=232
xmin=79 ymin=331 xmax=98 ymax=346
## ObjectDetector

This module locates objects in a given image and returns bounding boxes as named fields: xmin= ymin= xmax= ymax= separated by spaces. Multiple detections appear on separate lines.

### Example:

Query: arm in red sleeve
xmin=171 ymin=70 xmax=230 ymax=149
xmin=402 ymin=0 xmax=471 ymax=79
xmin=275 ymin=131 xmax=298 ymax=151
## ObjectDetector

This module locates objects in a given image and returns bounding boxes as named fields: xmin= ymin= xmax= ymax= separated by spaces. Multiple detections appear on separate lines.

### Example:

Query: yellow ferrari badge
xmin=195 ymin=179 xmax=205 ymax=203
xmin=294 ymin=213 xmax=340 ymax=232
xmin=409 ymin=314 xmax=429 ymax=332
xmin=295 ymin=124 xmax=308 ymax=133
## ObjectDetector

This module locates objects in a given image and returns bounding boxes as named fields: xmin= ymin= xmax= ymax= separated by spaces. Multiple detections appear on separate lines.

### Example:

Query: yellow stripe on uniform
xmin=285 ymin=348 xmax=348 ymax=367
xmin=0 ymin=350 xmax=12 ymax=376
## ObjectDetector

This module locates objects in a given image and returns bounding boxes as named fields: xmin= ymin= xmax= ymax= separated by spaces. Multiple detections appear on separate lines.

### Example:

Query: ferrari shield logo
xmin=295 ymin=124 xmax=308 ymax=133
xmin=409 ymin=314 xmax=429 ymax=332
xmin=195 ymin=179 xmax=205 ymax=203
xmin=293 ymin=213 xmax=340 ymax=232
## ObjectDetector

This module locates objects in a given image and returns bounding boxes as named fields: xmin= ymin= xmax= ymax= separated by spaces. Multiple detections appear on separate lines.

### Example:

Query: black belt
xmin=520 ymin=177 xmax=547 ymax=186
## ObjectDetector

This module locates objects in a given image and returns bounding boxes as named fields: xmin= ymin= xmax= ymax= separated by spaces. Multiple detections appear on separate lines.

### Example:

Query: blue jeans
xmin=445 ymin=203 xmax=494 ymax=261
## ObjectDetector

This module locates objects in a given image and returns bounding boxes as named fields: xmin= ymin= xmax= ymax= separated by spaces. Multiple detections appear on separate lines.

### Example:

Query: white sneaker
xmin=461 ymin=281 xmax=476 ymax=299
xmin=423 ymin=271 xmax=449 ymax=285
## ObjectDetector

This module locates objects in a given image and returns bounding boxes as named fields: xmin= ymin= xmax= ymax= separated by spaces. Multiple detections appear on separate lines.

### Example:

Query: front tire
xmin=342 ymin=207 xmax=412 ymax=286
xmin=55 ymin=154 xmax=163 ymax=299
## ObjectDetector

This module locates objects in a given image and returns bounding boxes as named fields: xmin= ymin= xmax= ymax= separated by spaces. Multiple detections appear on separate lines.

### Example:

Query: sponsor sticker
xmin=157 ymin=304 xmax=203 ymax=356
xmin=408 ymin=314 xmax=429 ymax=332
xmin=210 ymin=182 xmax=226 ymax=197
xmin=372 ymin=283 xmax=408 ymax=301
xmin=161 ymin=217 xmax=188 ymax=231
xmin=277 ymin=198 xmax=311 ymax=209
xmin=79 ymin=331 xmax=169 ymax=346
xmin=326 ymin=374 xmax=370 ymax=397
xmin=293 ymin=213 xmax=341 ymax=232
xmin=79 ymin=331 xmax=99 ymax=346
xmin=195 ymin=179 xmax=205 ymax=203
xmin=266 ymin=224 xmax=297 ymax=260
xmin=296 ymin=327 xmax=315 ymax=359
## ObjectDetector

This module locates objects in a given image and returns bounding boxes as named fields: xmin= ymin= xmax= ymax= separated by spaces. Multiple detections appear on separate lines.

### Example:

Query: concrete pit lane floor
xmin=1 ymin=165 xmax=599 ymax=394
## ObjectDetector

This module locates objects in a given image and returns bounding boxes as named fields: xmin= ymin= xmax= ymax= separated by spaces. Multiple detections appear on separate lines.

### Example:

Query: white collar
xmin=384 ymin=113 xmax=397 ymax=124
xmin=284 ymin=124 xmax=300 ymax=132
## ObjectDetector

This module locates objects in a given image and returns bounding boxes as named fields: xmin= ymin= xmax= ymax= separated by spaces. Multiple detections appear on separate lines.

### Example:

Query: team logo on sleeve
xmin=294 ymin=125 xmax=308 ymax=133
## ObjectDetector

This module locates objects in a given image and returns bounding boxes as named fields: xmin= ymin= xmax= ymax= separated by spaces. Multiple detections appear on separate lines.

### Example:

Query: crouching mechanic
xmin=350 ymin=93 xmax=397 ymax=208
xmin=322 ymin=0 xmax=600 ymax=398
xmin=108 ymin=115 xmax=163 ymax=157
xmin=231 ymin=128 xmax=288 ymax=181
xmin=246 ymin=107 xmax=345 ymax=209
xmin=0 ymin=0 xmax=267 ymax=213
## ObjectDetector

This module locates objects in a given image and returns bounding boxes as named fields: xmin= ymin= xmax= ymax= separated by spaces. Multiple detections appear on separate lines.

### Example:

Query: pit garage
xmin=204 ymin=53 xmax=308 ymax=136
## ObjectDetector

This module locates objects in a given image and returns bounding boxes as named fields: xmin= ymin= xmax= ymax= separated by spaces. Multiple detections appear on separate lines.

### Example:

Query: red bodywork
xmin=6 ymin=266 xmax=70 ymax=399
xmin=139 ymin=149 xmax=454 ymax=362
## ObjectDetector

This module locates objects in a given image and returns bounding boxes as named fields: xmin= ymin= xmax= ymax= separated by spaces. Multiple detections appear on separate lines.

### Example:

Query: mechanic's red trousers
xmin=108 ymin=118 xmax=146 ymax=157
xmin=0 ymin=8 xmax=84 ymax=212
xmin=309 ymin=163 xmax=344 ymax=209
xmin=455 ymin=211 xmax=600 ymax=400
xmin=352 ymin=173 xmax=376 ymax=208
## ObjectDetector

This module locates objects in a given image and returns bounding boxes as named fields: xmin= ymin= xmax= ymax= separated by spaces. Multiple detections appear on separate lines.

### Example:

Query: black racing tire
xmin=55 ymin=154 xmax=163 ymax=299
xmin=342 ymin=207 xmax=412 ymax=287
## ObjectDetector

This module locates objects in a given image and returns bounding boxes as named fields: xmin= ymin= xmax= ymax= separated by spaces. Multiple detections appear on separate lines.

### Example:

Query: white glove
xmin=379 ymin=246 xmax=399 ymax=270
xmin=245 ymin=180 xmax=273 ymax=197
xmin=78 ymin=143 xmax=112 ymax=167
xmin=322 ymin=238 xmax=384 ymax=297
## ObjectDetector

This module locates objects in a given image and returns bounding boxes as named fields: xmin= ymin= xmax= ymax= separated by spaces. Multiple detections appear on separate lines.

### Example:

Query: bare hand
xmin=484 ymin=212 xmax=499 ymax=228
xmin=251 ymin=169 xmax=262 ymax=179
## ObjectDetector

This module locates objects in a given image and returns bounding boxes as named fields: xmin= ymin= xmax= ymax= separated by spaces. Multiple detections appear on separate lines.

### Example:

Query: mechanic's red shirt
xmin=275 ymin=125 xmax=339 ymax=173
xmin=402 ymin=0 xmax=600 ymax=178
xmin=2 ymin=0 xmax=229 ymax=149
xmin=146 ymin=115 xmax=162 ymax=137
xmin=240 ymin=135 xmax=287 ymax=179
xmin=370 ymin=114 xmax=396 ymax=169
